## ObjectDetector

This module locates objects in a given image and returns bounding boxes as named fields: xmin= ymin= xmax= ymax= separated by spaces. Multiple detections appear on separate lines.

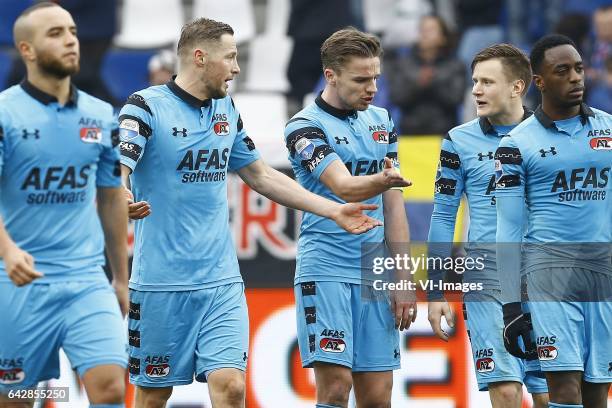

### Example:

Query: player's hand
xmin=502 ymin=302 xmax=537 ymax=360
xmin=391 ymin=288 xmax=417 ymax=331
xmin=124 ymin=186 xmax=151 ymax=219
xmin=332 ymin=203 xmax=383 ymax=234
xmin=428 ymin=298 xmax=455 ymax=341
xmin=2 ymin=243 xmax=43 ymax=286
xmin=380 ymin=157 xmax=412 ymax=189
xmin=112 ymin=280 xmax=129 ymax=318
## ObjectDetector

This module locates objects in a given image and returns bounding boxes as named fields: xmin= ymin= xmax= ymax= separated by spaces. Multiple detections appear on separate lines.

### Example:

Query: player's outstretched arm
xmin=384 ymin=190 xmax=418 ymax=331
xmin=0 ymin=218 xmax=42 ymax=286
xmin=97 ymin=186 xmax=129 ymax=317
xmin=426 ymin=202 xmax=459 ymax=340
xmin=238 ymin=159 xmax=383 ymax=234
xmin=121 ymin=164 xmax=151 ymax=219
xmin=319 ymin=157 xmax=411 ymax=202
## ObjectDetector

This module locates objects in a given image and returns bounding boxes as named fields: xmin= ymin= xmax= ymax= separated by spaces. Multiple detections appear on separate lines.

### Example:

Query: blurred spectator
xmin=588 ymin=55 xmax=612 ymax=113
xmin=507 ymin=0 xmax=564 ymax=49
xmin=286 ymin=0 xmax=359 ymax=113
xmin=148 ymin=49 xmax=177 ymax=86
xmin=6 ymin=0 xmax=117 ymax=103
xmin=554 ymin=13 xmax=591 ymax=55
xmin=455 ymin=0 xmax=503 ymax=79
xmin=386 ymin=15 xmax=466 ymax=135
xmin=590 ymin=5 xmax=612 ymax=84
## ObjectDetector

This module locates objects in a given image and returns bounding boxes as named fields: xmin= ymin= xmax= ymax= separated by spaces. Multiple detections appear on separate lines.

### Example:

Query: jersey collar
xmin=478 ymin=106 xmax=533 ymax=136
xmin=534 ymin=103 xmax=595 ymax=129
xmin=20 ymin=78 xmax=78 ymax=106
xmin=166 ymin=79 xmax=211 ymax=109
xmin=315 ymin=92 xmax=357 ymax=120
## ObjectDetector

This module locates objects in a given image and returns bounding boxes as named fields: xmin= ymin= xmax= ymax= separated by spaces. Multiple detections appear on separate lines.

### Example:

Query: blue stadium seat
xmin=0 ymin=49 xmax=14 ymax=90
xmin=101 ymin=49 xmax=155 ymax=104
xmin=0 ymin=1 xmax=34 ymax=45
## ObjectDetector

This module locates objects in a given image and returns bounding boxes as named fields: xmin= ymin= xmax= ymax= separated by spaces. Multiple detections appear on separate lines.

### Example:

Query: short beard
xmin=205 ymin=83 xmax=226 ymax=100
xmin=37 ymin=51 xmax=79 ymax=79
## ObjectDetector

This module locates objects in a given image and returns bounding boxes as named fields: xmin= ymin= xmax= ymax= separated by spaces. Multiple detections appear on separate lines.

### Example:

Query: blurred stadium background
xmin=1 ymin=0 xmax=610 ymax=407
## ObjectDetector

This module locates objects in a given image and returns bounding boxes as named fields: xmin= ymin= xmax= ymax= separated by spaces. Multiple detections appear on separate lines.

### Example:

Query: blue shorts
xmin=463 ymin=291 xmax=547 ymax=393
xmin=128 ymin=282 xmax=248 ymax=387
xmin=527 ymin=268 xmax=612 ymax=382
xmin=0 ymin=280 xmax=127 ymax=392
xmin=294 ymin=281 xmax=399 ymax=372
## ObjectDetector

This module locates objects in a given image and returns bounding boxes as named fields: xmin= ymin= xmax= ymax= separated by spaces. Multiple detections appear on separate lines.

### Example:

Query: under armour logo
xmin=243 ymin=352 xmax=248 ymax=362
xmin=477 ymin=151 xmax=494 ymax=161
xmin=172 ymin=127 xmax=187 ymax=137
xmin=335 ymin=136 xmax=349 ymax=144
xmin=394 ymin=349 xmax=400 ymax=359
xmin=539 ymin=147 xmax=557 ymax=157
xmin=22 ymin=129 xmax=40 ymax=139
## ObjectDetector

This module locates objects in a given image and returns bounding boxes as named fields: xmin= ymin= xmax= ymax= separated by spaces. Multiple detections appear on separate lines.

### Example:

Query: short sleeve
xmin=228 ymin=111 xmax=261 ymax=171
xmin=284 ymin=118 xmax=341 ymax=180
xmin=433 ymin=133 xmax=464 ymax=207
xmin=118 ymin=93 xmax=153 ymax=172
xmin=386 ymin=115 xmax=402 ymax=190
xmin=494 ymin=136 xmax=525 ymax=198
xmin=96 ymin=118 xmax=121 ymax=187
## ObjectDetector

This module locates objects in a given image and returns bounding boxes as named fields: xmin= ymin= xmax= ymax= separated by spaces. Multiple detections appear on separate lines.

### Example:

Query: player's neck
xmin=541 ymin=98 xmax=581 ymax=121
xmin=321 ymin=87 xmax=351 ymax=112
xmin=174 ymin=73 xmax=209 ymax=101
xmin=26 ymin=69 xmax=71 ymax=105
xmin=486 ymin=103 xmax=525 ymax=126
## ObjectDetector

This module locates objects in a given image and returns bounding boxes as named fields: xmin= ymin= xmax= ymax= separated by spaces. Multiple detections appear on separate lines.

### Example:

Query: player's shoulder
xmin=447 ymin=117 xmax=481 ymax=141
xmin=0 ymin=85 xmax=25 ymax=117
xmin=503 ymin=115 xmax=540 ymax=146
xmin=285 ymin=103 xmax=323 ymax=134
xmin=362 ymin=104 xmax=391 ymax=121
xmin=588 ymin=106 xmax=612 ymax=122
xmin=75 ymin=88 xmax=114 ymax=117
xmin=122 ymin=84 xmax=177 ymax=117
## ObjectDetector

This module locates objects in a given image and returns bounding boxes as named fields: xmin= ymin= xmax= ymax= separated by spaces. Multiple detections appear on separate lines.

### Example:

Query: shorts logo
xmin=129 ymin=302 xmax=140 ymax=320
xmin=304 ymin=306 xmax=316 ymax=324
xmin=145 ymin=364 xmax=170 ymax=378
xmin=128 ymin=329 xmax=140 ymax=348
xmin=372 ymin=131 xmax=388 ymax=143
xmin=119 ymin=119 xmax=139 ymax=141
xmin=295 ymin=138 xmax=315 ymax=160
xmin=320 ymin=338 xmax=346 ymax=353
xmin=0 ymin=368 xmax=25 ymax=384
xmin=537 ymin=345 xmax=558 ymax=361
xmin=475 ymin=358 xmax=495 ymax=373
xmin=128 ymin=357 xmax=140 ymax=375
xmin=301 ymin=282 xmax=316 ymax=296
xmin=80 ymin=127 xmax=102 ymax=143
xmin=308 ymin=334 xmax=316 ymax=353
xmin=590 ymin=137 xmax=611 ymax=150
xmin=214 ymin=122 xmax=230 ymax=136
xmin=320 ymin=329 xmax=344 ymax=339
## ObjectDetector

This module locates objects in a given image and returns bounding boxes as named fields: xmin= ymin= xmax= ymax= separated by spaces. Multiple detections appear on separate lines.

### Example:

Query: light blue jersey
xmin=428 ymin=113 xmax=530 ymax=296
xmin=119 ymin=81 xmax=260 ymax=291
xmin=284 ymin=94 xmax=399 ymax=284
xmin=0 ymin=81 xmax=120 ymax=282
xmin=496 ymin=104 xmax=611 ymax=300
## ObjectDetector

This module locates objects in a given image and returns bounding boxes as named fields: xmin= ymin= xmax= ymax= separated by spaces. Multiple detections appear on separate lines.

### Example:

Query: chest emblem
xmin=590 ymin=137 xmax=611 ymax=151
xmin=80 ymin=127 xmax=102 ymax=143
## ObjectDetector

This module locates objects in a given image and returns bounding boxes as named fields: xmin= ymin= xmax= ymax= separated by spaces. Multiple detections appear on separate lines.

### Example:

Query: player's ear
xmin=512 ymin=79 xmax=525 ymax=98
xmin=18 ymin=40 xmax=35 ymax=63
xmin=533 ymin=74 xmax=544 ymax=92
xmin=324 ymin=67 xmax=337 ymax=86
xmin=194 ymin=49 xmax=207 ymax=67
